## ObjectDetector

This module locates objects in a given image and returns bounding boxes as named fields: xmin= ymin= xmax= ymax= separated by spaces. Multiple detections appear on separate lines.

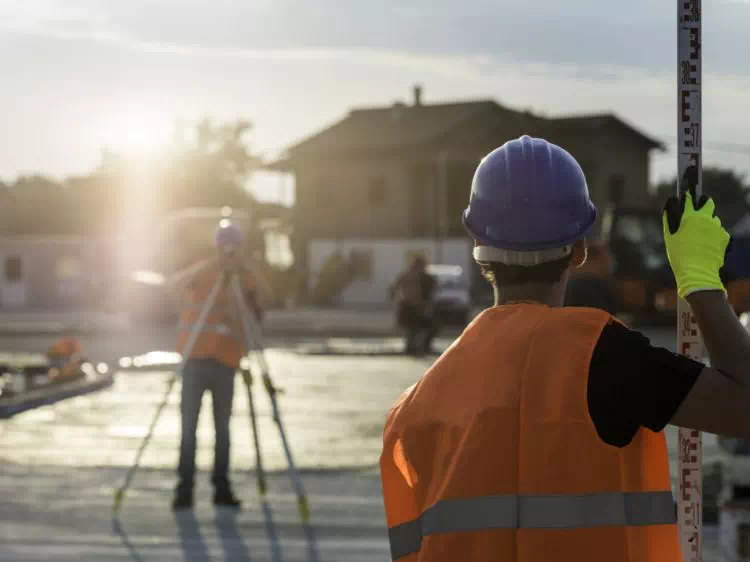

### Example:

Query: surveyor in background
xmin=380 ymin=135 xmax=750 ymax=561
xmin=167 ymin=220 xmax=272 ymax=511
xmin=389 ymin=255 xmax=438 ymax=355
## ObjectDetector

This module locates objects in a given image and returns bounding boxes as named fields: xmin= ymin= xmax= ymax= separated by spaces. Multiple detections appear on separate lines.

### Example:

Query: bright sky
xmin=3 ymin=0 xmax=750 ymax=202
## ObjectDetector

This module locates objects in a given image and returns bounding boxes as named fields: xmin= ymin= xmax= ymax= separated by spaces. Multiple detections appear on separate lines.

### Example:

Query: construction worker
xmin=168 ymin=220 xmax=272 ymax=511
xmin=47 ymin=336 xmax=85 ymax=383
xmin=380 ymin=135 xmax=750 ymax=561
xmin=390 ymin=255 xmax=438 ymax=355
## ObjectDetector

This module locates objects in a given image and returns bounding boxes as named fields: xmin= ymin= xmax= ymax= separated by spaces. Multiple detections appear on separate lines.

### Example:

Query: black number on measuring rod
xmin=681 ymin=61 xmax=692 ymax=85
xmin=683 ymin=123 xmax=700 ymax=149
xmin=681 ymin=0 xmax=700 ymax=23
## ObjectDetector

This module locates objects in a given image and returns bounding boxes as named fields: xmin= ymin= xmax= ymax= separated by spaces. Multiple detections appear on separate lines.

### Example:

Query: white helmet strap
xmin=473 ymin=245 xmax=573 ymax=266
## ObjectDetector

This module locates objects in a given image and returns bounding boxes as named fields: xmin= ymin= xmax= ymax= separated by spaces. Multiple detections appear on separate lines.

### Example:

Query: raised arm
xmin=661 ymin=190 xmax=750 ymax=437
xmin=166 ymin=258 xmax=216 ymax=298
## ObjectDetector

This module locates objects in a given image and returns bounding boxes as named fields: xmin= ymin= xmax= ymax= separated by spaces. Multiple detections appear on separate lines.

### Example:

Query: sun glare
xmin=105 ymin=111 xmax=172 ymax=156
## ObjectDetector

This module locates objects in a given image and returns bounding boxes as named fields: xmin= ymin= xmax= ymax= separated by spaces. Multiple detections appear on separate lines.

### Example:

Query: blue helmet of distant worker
xmin=214 ymin=219 xmax=244 ymax=250
xmin=463 ymin=135 xmax=597 ymax=266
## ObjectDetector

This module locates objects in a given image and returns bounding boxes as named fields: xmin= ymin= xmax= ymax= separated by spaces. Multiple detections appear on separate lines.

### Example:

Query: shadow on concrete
xmin=216 ymin=509 xmax=253 ymax=562
xmin=302 ymin=520 xmax=321 ymax=562
xmin=259 ymin=499 xmax=320 ymax=562
xmin=175 ymin=511 xmax=212 ymax=562
xmin=112 ymin=517 xmax=146 ymax=562
xmin=294 ymin=344 xmax=441 ymax=358
xmin=260 ymin=500 xmax=284 ymax=562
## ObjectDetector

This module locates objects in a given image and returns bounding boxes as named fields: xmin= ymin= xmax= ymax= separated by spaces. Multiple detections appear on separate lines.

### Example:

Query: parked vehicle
xmin=427 ymin=265 xmax=472 ymax=326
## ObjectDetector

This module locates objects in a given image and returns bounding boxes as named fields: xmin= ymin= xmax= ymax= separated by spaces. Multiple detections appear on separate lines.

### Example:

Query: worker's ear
xmin=572 ymin=239 xmax=588 ymax=268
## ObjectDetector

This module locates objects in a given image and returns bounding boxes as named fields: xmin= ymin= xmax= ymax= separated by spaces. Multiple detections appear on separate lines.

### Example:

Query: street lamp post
xmin=436 ymin=150 xmax=449 ymax=265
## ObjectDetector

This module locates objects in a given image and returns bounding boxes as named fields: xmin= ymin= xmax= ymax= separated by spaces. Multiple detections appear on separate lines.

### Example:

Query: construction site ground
xmin=0 ymin=325 xmax=722 ymax=561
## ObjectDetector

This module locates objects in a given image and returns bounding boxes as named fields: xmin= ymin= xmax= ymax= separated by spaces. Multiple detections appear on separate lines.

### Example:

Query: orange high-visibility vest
xmin=48 ymin=337 xmax=82 ymax=358
xmin=177 ymin=268 xmax=256 ymax=370
xmin=380 ymin=304 xmax=681 ymax=562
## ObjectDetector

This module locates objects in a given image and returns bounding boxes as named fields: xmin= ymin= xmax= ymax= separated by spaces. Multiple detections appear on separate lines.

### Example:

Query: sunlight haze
xmin=2 ymin=0 xmax=750 ymax=192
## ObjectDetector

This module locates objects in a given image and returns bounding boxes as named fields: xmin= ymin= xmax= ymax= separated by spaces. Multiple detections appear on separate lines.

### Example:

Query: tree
xmin=0 ymin=118 xmax=266 ymax=241
xmin=163 ymin=118 xmax=261 ymax=212
xmin=1 ymin=175 xmax=76 ymax=236
xmin=653 ymin=166 xmax=750 ymax=229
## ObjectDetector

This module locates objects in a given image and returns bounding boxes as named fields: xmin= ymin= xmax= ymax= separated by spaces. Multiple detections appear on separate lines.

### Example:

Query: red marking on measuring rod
xmin=680 ymin=312 xmax=698 ymax=337
xmin=678 ymin=2 xmax=703 ymax=560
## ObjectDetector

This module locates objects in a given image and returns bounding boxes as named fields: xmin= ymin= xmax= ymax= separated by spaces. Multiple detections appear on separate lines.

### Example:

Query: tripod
xmin=113 ymin=271 xmax=309 ymax=522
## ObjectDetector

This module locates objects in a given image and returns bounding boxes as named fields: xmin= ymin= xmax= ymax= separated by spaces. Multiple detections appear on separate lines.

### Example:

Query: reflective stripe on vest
xmin=388 ymin=491 xmax=677 ymax=560
xmin=177 ymin=321 xmax=242 ymax=342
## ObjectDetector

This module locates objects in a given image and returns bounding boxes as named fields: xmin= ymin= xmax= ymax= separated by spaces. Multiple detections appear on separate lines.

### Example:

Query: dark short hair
xmin=479 ymin=255 xmax=573 ymax=286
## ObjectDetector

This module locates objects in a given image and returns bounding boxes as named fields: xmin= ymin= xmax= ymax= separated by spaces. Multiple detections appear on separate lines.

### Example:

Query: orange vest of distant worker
xmin=48 ymin=336 xmax=82 ymax=358
xmin=380 ymin=304 xmax=681 ymax=562
xmin=177 ymin=268 xmax=255 ymax=370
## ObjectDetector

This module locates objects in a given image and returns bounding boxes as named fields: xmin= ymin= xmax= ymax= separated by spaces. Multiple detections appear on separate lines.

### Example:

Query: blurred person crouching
xmin=390 ymin=255 xmax=439 ymax=355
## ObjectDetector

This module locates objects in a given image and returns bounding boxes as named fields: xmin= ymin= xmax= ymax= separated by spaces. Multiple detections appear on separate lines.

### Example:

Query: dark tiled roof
xmin=271 ymin=101 xmax=663 ymax=166
xmin=285 ymin=100 xmax=504 ymax=154
xmin=545 ymin=113 xmax=664 ymax=150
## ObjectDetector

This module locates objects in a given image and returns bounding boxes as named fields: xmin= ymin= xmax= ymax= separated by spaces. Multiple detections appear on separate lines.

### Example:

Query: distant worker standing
xmin=168 ymin=220 xmax=272 ymax=511
xmin=390 ymin=255 xmax=438 ymax=355
xmin=380 ymin=135 xmax=750 ymax=561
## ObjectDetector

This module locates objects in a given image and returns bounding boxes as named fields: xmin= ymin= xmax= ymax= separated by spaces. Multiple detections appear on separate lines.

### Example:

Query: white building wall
xmin=309 ymin=238 xmax=473 ymax=307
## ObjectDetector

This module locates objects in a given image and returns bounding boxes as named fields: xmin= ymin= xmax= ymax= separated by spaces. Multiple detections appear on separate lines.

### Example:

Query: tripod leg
xmin=230 ymin=275 xmax=310 ymax=522
xmin=113 ymin=274 xmax=225 ymax=517
xmin=113 ymin=374 xmax=177 ymax=514
xmin=242 ymin=369 xmax=267 ymax=496
xmin=262 ymin=373 xmax=310 ymax=522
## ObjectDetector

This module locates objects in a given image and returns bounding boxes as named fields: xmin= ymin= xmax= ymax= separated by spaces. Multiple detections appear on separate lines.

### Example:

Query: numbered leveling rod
xmin=677 ymin=2 xmax=703 ymax=562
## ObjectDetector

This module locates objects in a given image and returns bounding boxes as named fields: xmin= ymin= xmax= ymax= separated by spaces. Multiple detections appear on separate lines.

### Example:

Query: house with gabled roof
xmin=268 ymin=87 xmax=664 ymax=306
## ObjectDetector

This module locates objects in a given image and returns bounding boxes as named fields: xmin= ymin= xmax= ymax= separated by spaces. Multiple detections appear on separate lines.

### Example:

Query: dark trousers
xmin=397 ymin=302 xmax=439 ymax=354
xmin=177 ymin=358 xmax=236 ymax=494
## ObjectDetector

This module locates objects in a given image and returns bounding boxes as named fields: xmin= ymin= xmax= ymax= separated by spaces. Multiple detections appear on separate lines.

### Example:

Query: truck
xmin=564 ymin=204 xmax=675 ymax=323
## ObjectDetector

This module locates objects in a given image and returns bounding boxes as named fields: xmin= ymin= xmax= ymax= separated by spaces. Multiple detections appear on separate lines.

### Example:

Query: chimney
xmin=413 ymin=84 xmax=423 ymax=107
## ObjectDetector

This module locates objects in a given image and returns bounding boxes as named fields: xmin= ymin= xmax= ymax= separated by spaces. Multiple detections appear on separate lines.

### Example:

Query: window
xmin=615 ymin=215 xmax=663 ymax=247
xmin=613 ymin=214 xmax=668 ymax=273
xmin=608 ymin=174 xmax=625 ymax=205
xmin=368 ymin=177 xmax=387 ymax=206
xmin=56 ymin=256 xmax=82 ymax=280
xmin=5 ymin=256 xmax=22 ymax=282
xmin=615 ymin=216 xmax=645 ymax=245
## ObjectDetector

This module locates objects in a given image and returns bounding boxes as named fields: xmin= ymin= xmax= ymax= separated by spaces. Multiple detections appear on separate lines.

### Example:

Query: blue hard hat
xmin=463 ymin=136 xmax=597 ymax=261
xmin=214 ymin=220 xmax=244 ymax=249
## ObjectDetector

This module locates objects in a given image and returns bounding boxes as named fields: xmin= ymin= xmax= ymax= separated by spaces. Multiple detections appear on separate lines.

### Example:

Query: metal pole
xmin=241 ymin=368 xmax=267 ymax=496
xmin=677 ymin=2 xmax=703 ymax=561
xmin=436 ymin=151 xmax=449 ymax=264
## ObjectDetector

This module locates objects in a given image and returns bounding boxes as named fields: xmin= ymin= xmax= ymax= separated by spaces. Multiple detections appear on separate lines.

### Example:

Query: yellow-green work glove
xmin=663 ymin=190 xmax=730 ymax=300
